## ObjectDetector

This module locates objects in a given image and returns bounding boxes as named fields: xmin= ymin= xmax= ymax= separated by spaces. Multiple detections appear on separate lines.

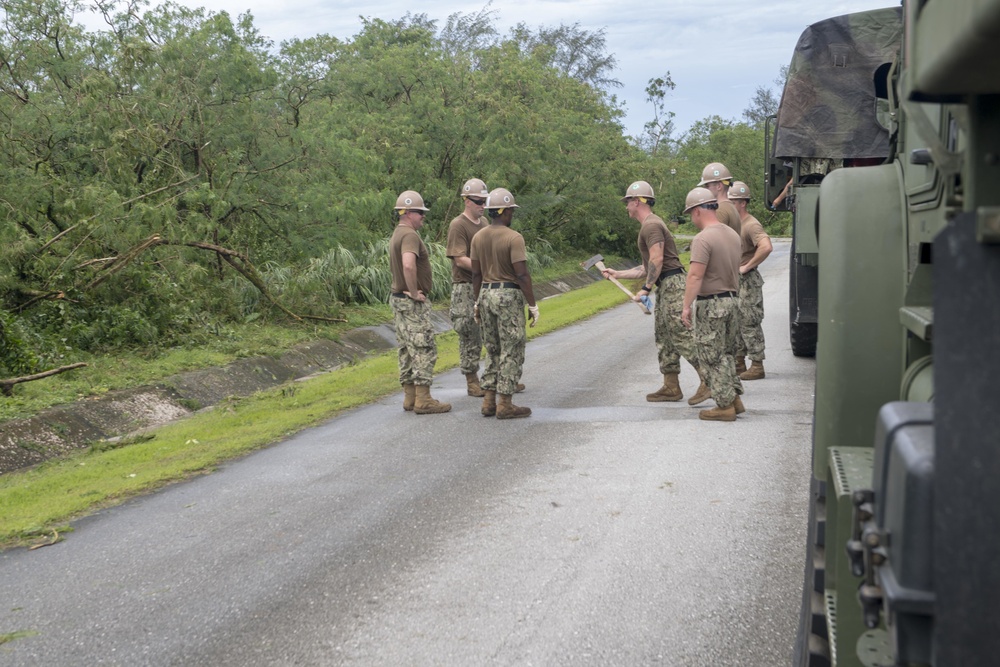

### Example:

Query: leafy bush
xmin=0 ymin=310 xmax=40 ymax=376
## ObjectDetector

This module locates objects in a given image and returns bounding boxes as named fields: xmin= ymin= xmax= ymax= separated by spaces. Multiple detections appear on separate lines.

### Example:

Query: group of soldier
xmin=388 ymin=181 xmax=536 ymax=419
xmin=606 ymin=163 xmax=772 ymax=421
xmin=387 ymin=163 xmax=771 ymax=423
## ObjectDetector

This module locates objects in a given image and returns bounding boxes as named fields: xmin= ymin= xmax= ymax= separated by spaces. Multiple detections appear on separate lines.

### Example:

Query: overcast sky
xmin=83 ymin=0 xmax=899 ymax=139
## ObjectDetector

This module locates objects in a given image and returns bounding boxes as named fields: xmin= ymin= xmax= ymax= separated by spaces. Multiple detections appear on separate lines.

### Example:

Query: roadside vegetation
xmin=0 ymin=0 xmax=781 ymax=543
xmin=1 ymin=1 xmax=787 ymax=390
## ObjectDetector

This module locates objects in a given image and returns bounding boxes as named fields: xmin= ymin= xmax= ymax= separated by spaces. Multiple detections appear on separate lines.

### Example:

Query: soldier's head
xmin=729 ymin=181 xmax=751 ymax=212
xmin=697 ymin=162 xmax=734 ymax=198
xmin=484 ymin=187 xmax=519 ymax=225
xmin=621 ymin=180 xmax=655 ymax=221
xmin=394 ymin=190 xmax=430 ymax=228
xmin=460 ymin=178 xmax=489 ymax=217
xmin=683 ymin=187 xmax=718 ymax=230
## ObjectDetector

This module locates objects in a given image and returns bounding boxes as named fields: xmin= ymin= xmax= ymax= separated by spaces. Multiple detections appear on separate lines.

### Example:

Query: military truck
xmin=765 ymin=9 xmax=902 ymax=357
xmin=788 ymin=1 xmax=1000 ymax=666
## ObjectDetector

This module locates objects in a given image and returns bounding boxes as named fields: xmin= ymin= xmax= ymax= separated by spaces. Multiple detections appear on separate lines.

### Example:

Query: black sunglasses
xmin=468 ymin=198 xmax=486 ymax=205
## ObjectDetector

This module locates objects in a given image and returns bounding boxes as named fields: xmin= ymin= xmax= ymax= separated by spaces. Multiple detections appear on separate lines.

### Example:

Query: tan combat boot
xmin=496 ymin=393 xmax=531 ymax=419
xmin=465 ymin=372 xmax=486 ymax=397
xmin=688 ymin=371 xmax=712 ymax=406
xmin=481 ymin=390 xmax=497 ymax=417
xmin=740 ymin=360 xmax=765 ymax=381
xmin=735 ymin=357 xmax=747 ymax=375
xmin=402 ymin=384 xmax=415 ymax=412
xmin=646 ymin=373 xmax=683 ymax=402
xmin=515 ymin=383 xmax=526 ymax=393
xmin=699 ymin=403 xmax=737 ymax=422
xmin=413 ymin=384 xmax=451 ymax=414
xmin=733 ymin=395 xmax=745 ymax=415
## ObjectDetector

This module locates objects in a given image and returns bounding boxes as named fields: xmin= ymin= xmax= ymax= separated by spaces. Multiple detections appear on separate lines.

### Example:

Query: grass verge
xmin=0 ymin=280 xmax=630 ymax=548
xmin=0 ymin=304 xmax=393 ymax=423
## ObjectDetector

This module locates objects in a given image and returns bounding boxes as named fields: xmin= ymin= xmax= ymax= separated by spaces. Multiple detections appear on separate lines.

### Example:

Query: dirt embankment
xmin=0 ymin=271 xmax=604 ymax=474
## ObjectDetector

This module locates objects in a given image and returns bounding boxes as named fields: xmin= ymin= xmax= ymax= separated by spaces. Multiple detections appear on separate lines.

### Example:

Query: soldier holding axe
xmin=601 ymin=180 xmax=699 ymax=403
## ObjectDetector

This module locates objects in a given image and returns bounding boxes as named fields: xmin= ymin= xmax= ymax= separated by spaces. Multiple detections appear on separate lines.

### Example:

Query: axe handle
xmin=595 ymin=261 xmax=651 ymax=315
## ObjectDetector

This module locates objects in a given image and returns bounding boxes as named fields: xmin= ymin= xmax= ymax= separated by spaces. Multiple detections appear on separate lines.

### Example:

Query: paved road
xmin=0 ymin=240 xmax=815 ymax=666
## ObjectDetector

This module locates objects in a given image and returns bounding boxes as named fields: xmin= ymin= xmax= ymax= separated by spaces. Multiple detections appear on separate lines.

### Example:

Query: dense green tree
xmin=0 ymin=0 xmax=647 ymax=360
xmin=638 ymin=73 xmax=677 ymax=156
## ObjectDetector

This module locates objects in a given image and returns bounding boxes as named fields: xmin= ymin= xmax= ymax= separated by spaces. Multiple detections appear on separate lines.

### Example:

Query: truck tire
xmin=789 ymin=237 xmax=818 ymax=357
xmin=793 ymin=474 xmax=829 ymax=667
xmin=791 ymin=322 xmax=818 ymax=358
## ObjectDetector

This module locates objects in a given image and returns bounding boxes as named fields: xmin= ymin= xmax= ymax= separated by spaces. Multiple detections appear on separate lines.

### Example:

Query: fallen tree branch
xmin=0 ymin=362 xmax=88 ymax=396
xmin=175 ymin=240 xmax=302 ymax=321
xmin=18 ymin=234 xmax=347 ymax=322
xmin=14 ymin=290 xmax=66 ymax=313
xmin=82 ymin=234 xmax=165 ymax=292
xmin=62 ymin=235 xmax=342 ymax=324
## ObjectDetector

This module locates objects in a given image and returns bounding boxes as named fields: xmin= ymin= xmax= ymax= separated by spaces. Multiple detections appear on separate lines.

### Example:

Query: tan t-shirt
xmin=389 ymin=224 xmax=432 ymax=295
xmin=638 ymin=213 xmax=683 ymax=276
xmin=739 ymin=215 xmax=769 ymax=265
xmin=446 ymin=212 xmax=485 ymax=283
xmin=690 ymin=222 xmax=741 ymax=295
xmin=469 ymin=224 xmax=528 ymax=283
xmin=717 ymin=199 xmax=742 ymax=234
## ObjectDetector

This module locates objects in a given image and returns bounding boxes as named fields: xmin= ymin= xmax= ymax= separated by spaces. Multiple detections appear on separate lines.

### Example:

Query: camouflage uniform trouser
xmin=654 ymin=273 xmax=699 ymax=374
xmin=694 ymin=296 xmax=743 ymax=408
xmin=391 ymin=295 xmax=437 ymax=386
xmin=449 ymin=282 xmax=482 ymax=374
xmin=478 ymin=287 xmax=525 ymax=396
xmin=736 ymin=269 xmax=766 ymax=361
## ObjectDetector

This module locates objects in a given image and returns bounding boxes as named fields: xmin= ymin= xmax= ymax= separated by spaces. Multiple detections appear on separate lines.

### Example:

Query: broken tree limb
xmin=36 ymin=234 xmax=343 ymax=324
xmin=0 ymin=362 xmax=88 ymax=396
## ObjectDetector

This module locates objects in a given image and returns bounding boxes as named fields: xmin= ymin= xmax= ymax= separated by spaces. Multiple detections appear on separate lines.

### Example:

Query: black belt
xmin=483 ymin=282 xmax=519 ymax=289
xmin=655 ymin=267 xmax=685 ymax=285
xmin=391 ymin=292 xmax=408 ymax=298
xmin=696 ymin=290 xmax=736 ymax=301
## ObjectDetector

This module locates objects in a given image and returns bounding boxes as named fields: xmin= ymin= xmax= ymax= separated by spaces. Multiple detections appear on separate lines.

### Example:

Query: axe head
xmin=581 ymin=254 xmax=604 ymax=271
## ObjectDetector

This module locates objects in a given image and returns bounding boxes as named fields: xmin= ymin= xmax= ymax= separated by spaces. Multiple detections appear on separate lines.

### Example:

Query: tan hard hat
xmin=484 ymin=187 xmax=519 ymax=209
xmin=697 ymin=162 xmax=733 ymax=186
xmin=460 ymin=178 xmax=489 ymax=199
xmin=621 ymin=180 xmax=655 ymax=202
xmin=683 ymin=187 xmax=717 ymax=213
xmin=729 ymin=181 xmax=751 ymax=200
xmin=395 ymin=190 xmax=430 ymax=211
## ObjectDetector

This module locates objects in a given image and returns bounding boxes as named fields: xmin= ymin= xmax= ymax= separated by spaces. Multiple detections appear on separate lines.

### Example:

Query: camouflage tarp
xmin=773 ymin=7 xmax=902 ymax=160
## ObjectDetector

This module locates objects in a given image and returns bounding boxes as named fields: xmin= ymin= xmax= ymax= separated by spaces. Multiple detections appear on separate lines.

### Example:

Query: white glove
xmin=528 ymin=305 xmax=540 ymax=328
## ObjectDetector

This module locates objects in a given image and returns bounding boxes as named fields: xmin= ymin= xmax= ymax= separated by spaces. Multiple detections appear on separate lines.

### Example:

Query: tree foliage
xmin=0 ymin=0 xmax=636 ymax=363
xmin=639 ymin=72 xmax=676 ymax=156
xmin=0 ymin=0 xmax=781 ymax=373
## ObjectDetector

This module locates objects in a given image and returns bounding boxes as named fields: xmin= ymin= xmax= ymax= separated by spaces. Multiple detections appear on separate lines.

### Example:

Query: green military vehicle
xmin=786 ymin=1 xmax=1000 ymax=666
xmin=765 ymin=9 xmax=902 ymax=357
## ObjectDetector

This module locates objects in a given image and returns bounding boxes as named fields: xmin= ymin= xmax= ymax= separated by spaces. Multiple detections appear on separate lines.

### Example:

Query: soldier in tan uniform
xmin=697 ymin=162 xmax=741 ymax=235
xmin=603 ymin=180 xmax=697 ymax=402
xmin=729 ymin=181 xmax=773 ymax=380
xmin=446 ymin=178 xmax=489 ymax=397
xmin=681 ymin=187 xmax=745 ymax=421
xmin=470 ymin=188 xmax=538 ymax=420
xmin=388 ymin=190 xmax=451 ymax=415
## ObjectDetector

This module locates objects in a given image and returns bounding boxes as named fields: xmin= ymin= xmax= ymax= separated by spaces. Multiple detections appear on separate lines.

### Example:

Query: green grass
xmin=0 ymin=630 xmax=39 ymax=646
xmin=0 ymin=280 xmax=630 ymax=548
xmin=0 ymin=304 xmax=392 ymax=423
